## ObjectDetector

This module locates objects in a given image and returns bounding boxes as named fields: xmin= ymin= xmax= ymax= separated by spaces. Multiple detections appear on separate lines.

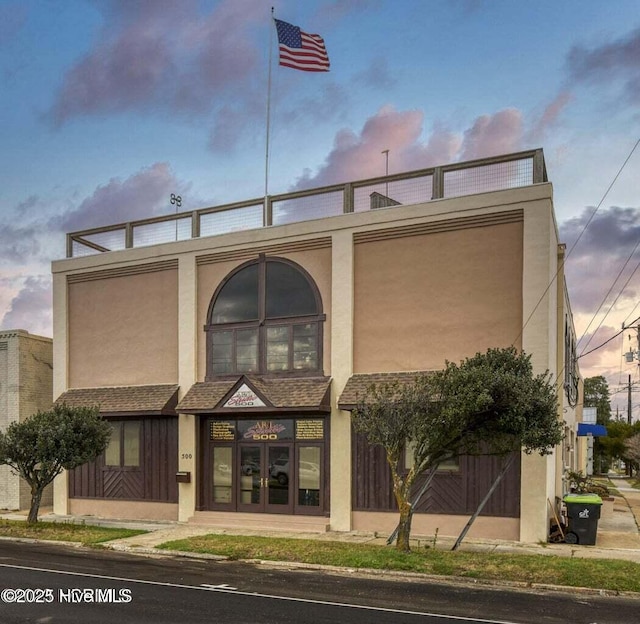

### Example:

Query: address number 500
xmin=181 ymin=453 xmax=193 ymax=460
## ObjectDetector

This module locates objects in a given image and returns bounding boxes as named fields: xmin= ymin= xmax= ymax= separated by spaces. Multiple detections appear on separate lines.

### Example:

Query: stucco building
xmin=0 ymin=330 xmax=53 ymax=510
xmin=52 ymin=149 xmax=582 ymax=542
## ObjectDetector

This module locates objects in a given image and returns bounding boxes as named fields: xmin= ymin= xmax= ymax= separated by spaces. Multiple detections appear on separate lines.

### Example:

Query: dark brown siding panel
xmin=148 ymin=417 xmax=178 ymax=502
xmin=418 ymin=472 xmax=464 ymax=514
xmin=69 ymin=416 xmax=178 ymax=503
xmin=352 ymin=431 xmax=521 ymax=518
xmin=70 ymin=457 xmax=102 ymax=498
xmin=353 ymin=432 xmax=394 ymax=510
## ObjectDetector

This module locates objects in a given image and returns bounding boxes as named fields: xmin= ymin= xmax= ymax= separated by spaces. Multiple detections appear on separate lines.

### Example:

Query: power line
xmin=577 ymin=246 xmax=640 ymax=355
xmin=578 ymin=315 xmax=640 ymax=361
xmin=512 ymin=137 xmax=640 ymax=348
xmin=578 ymin=326 xmax=625 ymax=360
xmin=622 ymin=298 xmax=640 ymax=327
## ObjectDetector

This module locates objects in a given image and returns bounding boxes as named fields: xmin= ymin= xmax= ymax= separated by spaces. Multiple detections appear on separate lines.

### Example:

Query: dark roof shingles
xmin=338 ymin=371 xmax=431 ymax=408
xmin=55 ymin=384 xmax=179 ymax=415
xmin=176 ymin=376 xmax=331 ymax=412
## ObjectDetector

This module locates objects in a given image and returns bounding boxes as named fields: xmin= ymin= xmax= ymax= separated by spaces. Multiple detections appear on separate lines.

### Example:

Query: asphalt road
xmin=0 ymin=540 xmax=638 ymax=623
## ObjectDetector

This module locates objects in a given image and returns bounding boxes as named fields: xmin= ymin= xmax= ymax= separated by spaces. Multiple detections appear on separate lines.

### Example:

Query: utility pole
xmin=629 ymin=373 xmax=633 ymax=425
xmin=623 ymin=322 xmax=640 ymax=425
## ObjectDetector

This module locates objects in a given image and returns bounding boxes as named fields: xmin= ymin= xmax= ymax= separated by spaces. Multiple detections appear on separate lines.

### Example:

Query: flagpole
xmin=264 ymin=7 xmax=275 ymax=226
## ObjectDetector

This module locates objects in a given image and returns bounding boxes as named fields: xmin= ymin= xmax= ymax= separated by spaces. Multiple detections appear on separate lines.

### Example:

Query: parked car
xmin=241 ymin=459 xmax=260 ymax=475
xmin=270 ymin=459 xmax=319 ymax=487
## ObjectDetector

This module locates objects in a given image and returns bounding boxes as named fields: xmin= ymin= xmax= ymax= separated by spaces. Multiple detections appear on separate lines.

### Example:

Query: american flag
xmin=274 ymin=19 xmax=330 ymax=72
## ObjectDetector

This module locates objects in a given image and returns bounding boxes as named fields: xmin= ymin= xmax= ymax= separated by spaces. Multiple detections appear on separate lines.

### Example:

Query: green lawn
xmin=2 ymin=519 xmax=638 ymax=593
xmin=157 ymin=534 xmax=640 ymax=593
xmin=0 ymin=519 xmax=147 ymax=545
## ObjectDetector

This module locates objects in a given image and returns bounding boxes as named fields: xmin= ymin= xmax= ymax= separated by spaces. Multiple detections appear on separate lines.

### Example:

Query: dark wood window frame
xmin=104 ymin=420 xmax=142 ymax=470
xmin=402 ymin=443 xmax=461 ymax=474
xmin=205 ymin=255 xmax=325 ymax=379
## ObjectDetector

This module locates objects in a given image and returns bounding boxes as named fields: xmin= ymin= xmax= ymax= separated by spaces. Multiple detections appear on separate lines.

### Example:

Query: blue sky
xmin=1 ymin=0 xmax=639 ymax=413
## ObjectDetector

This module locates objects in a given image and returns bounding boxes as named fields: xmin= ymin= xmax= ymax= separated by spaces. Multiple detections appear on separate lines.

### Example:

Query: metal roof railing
xmin=66 ymin=149 xmax=547 ymax=258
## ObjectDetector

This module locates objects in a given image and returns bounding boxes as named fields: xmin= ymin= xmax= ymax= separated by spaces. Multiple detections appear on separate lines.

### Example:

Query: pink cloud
xmin=292 ymin=106 xmax=426 ymax=189
xmin=293 ymin=106 xmax=525 ymax=189
xmin=567 ymin=26 xmax=640 ymax=104
xmin=459 ymin=108 xmax=523 ymax=161
xmin=0 ymin=223 xmax=40 ymax=262
xmin=528 ymin=91 xmax=573 ymax=142
xmin=560 ymin=206 xmax=640 ymax=314
xmin=354 ymin=57 xmax=397 ymax=91
xmin=49 ymin=0 xmax=263 ymax=125
xmin=0 ymin=276 xmax=52 ymax=338
xmin=576 ymin=324 xmax=632 ymax=384
xmin=54 ymin=162 xmax=181 ymax=232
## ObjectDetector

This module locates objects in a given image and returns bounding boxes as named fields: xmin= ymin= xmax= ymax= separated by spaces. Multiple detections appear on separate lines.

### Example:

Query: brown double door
xmin=238 ymin=443 xmax=293 ymax=513
xmin=206 ymin=417 xmax=325 ymax=515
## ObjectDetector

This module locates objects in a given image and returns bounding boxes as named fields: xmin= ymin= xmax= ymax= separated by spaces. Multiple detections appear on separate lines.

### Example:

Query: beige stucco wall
xmin=352 ymin=511 xmax=519 ymax=542
xmin=519 ymin=196 xmax=560 ymax=543
xmin=353 ymin=220 xmax=523 ymax=372
xmin=329 ymin=231 xmax=354 ymax=531
xmin=52 ymin=181 xmax=565 ymax=541
xmin=177 ymin=254 xmax=198 ymax=522
xmin=69 ymin=498 xmax=178 ymax=521
xmin=67 ymin=266 xmax=179 ymax=388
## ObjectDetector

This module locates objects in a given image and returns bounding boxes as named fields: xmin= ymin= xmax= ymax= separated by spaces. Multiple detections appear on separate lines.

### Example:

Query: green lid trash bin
xmin=563 ymin=494 xmax=603 ymax=545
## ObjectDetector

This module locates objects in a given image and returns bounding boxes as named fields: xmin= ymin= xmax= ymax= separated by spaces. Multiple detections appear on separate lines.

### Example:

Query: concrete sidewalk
xmin=3 ymin=478 xmax=639 ymax=564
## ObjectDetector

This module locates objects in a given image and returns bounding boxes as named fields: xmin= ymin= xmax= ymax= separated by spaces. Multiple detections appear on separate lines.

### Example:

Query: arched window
xmin=206 ymin=256 xmax=324 ymax=377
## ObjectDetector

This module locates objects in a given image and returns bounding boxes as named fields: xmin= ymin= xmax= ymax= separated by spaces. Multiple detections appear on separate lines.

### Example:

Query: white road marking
xmin=0 ymin=562 xmax=523 ymax=623
xmin=201 ymin=583 xmax=237 ymax=590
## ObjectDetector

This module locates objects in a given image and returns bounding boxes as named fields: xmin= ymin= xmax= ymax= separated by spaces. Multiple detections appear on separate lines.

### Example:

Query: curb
xmin=101 ymin=541 xmax=640 ymax=600
xmin=2 ymin=532 xmax=640 ymax=600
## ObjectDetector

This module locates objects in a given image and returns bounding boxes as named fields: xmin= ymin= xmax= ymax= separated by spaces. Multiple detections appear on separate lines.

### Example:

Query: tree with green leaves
xmin=583 ymin=375 xmax=612 ymax=473
xmin=601 ymin=420 xmax=640 ymax=476
xmin=583 ymin=376 xmax=612 ymax=425
xmin=0 ymin=404 xmax=111 ymax=523
xmin=625 ymin=432 xmax=640 ymax=476
xmin=352 ymin=347 xmax=563 ymax=552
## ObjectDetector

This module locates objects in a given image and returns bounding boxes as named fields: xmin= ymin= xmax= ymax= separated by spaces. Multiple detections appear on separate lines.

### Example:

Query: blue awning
xmin=577 ymin=423 xmax=607 ymax=437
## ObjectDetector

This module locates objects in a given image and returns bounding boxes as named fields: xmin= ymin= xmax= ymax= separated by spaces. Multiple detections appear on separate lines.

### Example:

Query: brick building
xmin=0 ymin=330 xmax=53 ymax=510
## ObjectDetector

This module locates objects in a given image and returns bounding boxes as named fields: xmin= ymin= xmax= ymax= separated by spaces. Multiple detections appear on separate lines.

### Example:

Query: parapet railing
xmin=66 ymin=149 xmax=547 ymax=258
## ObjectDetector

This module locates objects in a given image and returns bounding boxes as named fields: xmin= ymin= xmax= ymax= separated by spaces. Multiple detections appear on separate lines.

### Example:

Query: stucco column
xmin=520 ymin=194 xmax=558 ymax=542
xmin=329 ymin=230 xmax=354 ymax=531
xmin=177 ymin=253 xmax=198 ymax=522
xmin=52 ymin=271 xmax=69 ymax=516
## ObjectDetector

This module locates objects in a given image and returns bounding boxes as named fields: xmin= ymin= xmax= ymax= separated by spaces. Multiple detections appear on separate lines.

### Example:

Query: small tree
xmin=352 ymin=347 xmax=563 ymax=552
xmin=599 ymin=420 xmax=640 ymax=474
xmin=0 ymin=404 xmax=111 ymax=523
xmin=623 ymin=431 xmax=640 ymax=477
xmin=351 ymin=374 xmax=443 ymax=552
xmin=584 ymin=375 xmax=612 ymax=473
xmin=583 ymin=376 xmax=612 ymax=425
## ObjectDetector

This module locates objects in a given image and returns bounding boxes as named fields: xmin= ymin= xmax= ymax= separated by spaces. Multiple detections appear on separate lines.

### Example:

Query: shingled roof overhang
xmin=55 ymin=384 xmax=179 ymax=417
xmin=177 ymin=376 xmax=332 ymax=414
xmin=338 ymin=371 xmax=433 ymax=410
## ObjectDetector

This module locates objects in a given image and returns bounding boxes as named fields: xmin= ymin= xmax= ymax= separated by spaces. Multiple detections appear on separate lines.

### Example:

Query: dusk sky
xmin=1 ymin=0 xmax=639 ymax=417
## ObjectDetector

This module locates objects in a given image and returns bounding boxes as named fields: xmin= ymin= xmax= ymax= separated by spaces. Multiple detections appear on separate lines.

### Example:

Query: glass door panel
xmin=212 ymin=446 xmax=233 ymax=505
xmin=298 ymin=446 xmax=321 ymax=508
xmin=239 ymin=446 xmax=262 ymax=508
xmin=267 ymin=446 xmax=291 ymax=508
